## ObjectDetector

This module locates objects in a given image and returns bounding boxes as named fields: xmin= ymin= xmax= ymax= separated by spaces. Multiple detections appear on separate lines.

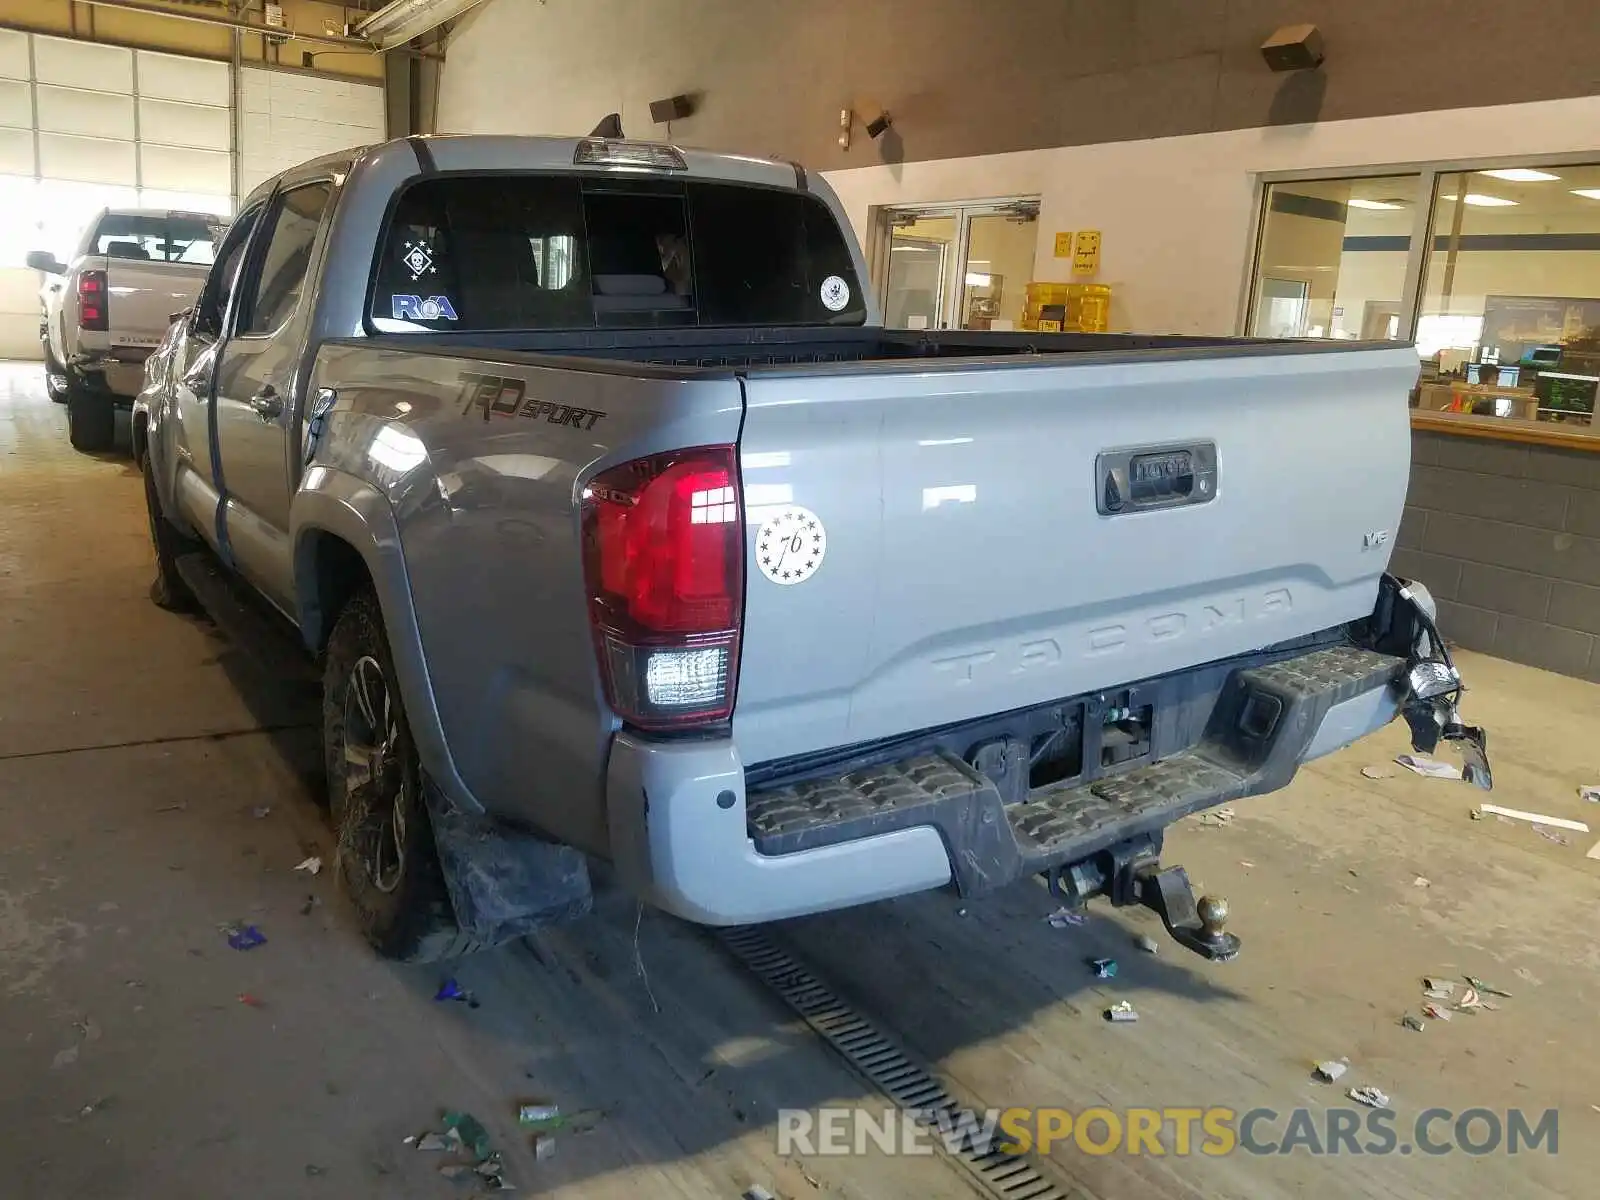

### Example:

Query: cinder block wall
xmin=1390 ymin=431 xmax=1600 ymax=682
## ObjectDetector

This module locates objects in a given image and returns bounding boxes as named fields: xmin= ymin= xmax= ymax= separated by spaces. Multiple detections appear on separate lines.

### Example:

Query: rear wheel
xmin=324 ymin=588 xmax=480 ymax=962
xmin=143 ymin=452 xmax=197 ymax=612
xmin=66 ymin=386 xmax=114 ymax=452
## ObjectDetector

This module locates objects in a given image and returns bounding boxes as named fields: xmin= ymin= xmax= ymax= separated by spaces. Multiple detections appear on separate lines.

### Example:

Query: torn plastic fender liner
xmin=425 ymin=780 xmax=593 ymax=944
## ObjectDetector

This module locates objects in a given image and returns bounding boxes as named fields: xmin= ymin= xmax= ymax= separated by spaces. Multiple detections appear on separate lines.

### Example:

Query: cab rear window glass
xmin=92 ymin=214 xmax=220 ymax=264
xmin=370 ymin=174 xmax=867 ymax=332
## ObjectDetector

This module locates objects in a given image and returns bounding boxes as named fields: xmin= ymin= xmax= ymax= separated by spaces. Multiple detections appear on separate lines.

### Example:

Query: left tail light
xmin=580 ymin=445 xmax=744 ymax=730
xmin=78 ymin=269 xmax=108 ymax=331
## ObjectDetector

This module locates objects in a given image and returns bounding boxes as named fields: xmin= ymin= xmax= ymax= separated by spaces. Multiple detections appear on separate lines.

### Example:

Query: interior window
xmin=242 ymin=182 xmax=334 ymax=336
xmin=91 ymin=213 xmax=220 ymax=265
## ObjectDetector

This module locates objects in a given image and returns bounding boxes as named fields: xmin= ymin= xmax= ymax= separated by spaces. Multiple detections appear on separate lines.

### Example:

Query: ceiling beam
xmin=75 ymin=0 xmax=379 ymax=52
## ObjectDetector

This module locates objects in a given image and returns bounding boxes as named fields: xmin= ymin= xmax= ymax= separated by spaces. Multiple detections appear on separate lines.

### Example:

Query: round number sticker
xmin=755 ymin=506 xmax=827 ymax=585
xmin=819 ymin=275 xmax=851 ymax=312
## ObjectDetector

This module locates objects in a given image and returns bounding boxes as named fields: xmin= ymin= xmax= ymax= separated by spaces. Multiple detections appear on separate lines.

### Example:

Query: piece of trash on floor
xmin=1360 ymin=765 xmax=1394 ymax=780
xmin=474 ymin=1153 xmax=512 ymax=1189
xmin=1413 ymin=876 xmax=1431 ymax=888
xmin=155 ymin=801 xmax=187 ymax=813
xmin=237 ymin=993 xmax=265 ymax=1008
xmin=1314 ymin=1058 xmax=1349 ymax=1083
xmin=434 ymin=978 xmax=481 ymax=1008
xmin=1239 ymin=860 xmax=1255 ymax=869
xmin=1348 ymin=1085 xmax=1391 ymax=1109
xmin=1395 ymin=754 xmax=1459 ymax=779
xmin=251 ymin=804 xmax=271 ymax=819
xmin=1476 ymin=804 xmax=1589 ymax=834
xmin=1423 ymin=978 xmax=1457 ymax=1000
xmin=533 ymin=1133 xmax=556 ymax=1160
xmin=51 ymin=1044 xmax=79 ymax=1069
xmin=1422 ymin=1002 xmax=1452 ymax=1021
xmin=1090 ymin=957 xmax=1118 ymax=979
xmin=1104 ymin=1001 xmax=1138 ymax=1023
xmin=1533 ymin=825 xmax=1570 ymax=846
xmin=224 ymin=923 xmax=267 ymax=951
xmin=1587 ymin=840 xmax=1600 ymax=861
xmin=415 ymin=1130 xmax=463 ymax=1153
xmin=518 ymin=1104 xmax=560 ymax=1127
xmin=294 ymin=856 xmax=323 ymax=876
xmin=1045 ymin=906 xmax=1087 ymax=929
xmin=1465 ymin=975 xmax=1512 ymax=998
xmin=744 ymin=1187 xmax=779 ymax=1200
xmin=1454 ymin=986 xmax=1498 ymax=1013
xmin=1579 ymin=785 xmax=1600 ymax=803
xmin=1401 ymin=1013 xmax=1425 ymax=1032
xmin=1196 ymin=807 xmax=1235 ymax=827
xmin=1135 ymin=933 xmax=1160 ymax=955
xmin=443 ymin=1111 xmax=493 ymax=1161
xmin=518 ymin=1106 xmax=603 ymax=1135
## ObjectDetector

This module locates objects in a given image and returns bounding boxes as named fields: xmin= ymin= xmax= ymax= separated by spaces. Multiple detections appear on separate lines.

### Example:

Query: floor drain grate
xmin=719 ymin=925 xmax=1088 ymax=1200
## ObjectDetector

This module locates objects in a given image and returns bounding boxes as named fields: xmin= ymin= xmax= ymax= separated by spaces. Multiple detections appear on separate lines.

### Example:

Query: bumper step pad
xmin=745 ymin=644 xmax=1404 ymax=896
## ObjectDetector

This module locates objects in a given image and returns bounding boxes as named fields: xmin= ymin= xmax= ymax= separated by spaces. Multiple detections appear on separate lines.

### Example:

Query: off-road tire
xmin=323 ymin=587 xmax=482 ymax=962
xmin=143 ymin=452 xmax=198 ymax=612
xmin=66 ymin=386 xmax=114 ymax=452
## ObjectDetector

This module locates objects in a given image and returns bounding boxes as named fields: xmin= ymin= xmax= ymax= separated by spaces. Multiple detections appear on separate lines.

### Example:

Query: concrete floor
xmin=2 ymin=362 xmax=1597 ymax=1199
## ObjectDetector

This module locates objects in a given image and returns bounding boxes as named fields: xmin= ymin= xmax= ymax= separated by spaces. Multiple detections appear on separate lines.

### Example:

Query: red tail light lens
xmin=581 ymin=446 xmax=743 ymax=729
xmin=79 ymin=269 xmax=107 ymax=331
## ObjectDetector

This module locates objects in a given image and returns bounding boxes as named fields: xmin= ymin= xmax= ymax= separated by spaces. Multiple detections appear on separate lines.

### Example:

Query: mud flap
xmin=425 ymin=784 xmax=593 ymax=945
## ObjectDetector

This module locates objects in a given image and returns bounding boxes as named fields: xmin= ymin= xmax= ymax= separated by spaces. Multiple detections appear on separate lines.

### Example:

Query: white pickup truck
xmin=29 ymin=208 xmax=221 ymax=452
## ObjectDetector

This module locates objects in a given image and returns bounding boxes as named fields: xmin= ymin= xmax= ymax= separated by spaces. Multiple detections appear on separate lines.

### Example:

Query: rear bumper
xmin=608 ymin=639 xmax=1419 ymax=927
xmin=71 ymin=349 xmax=149 ymax=401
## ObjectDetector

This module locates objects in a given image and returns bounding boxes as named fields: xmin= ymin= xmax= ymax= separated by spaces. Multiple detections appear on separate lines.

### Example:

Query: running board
xmin=173 ymin=552 xmax=319 ymax=686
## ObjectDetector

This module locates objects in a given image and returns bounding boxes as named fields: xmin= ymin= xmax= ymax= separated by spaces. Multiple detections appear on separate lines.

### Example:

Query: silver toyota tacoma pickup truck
xmin=137 ymin=134 xmax=1490 ymax=963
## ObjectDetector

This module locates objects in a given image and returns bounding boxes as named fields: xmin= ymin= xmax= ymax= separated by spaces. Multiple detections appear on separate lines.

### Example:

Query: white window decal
xmin=755 ymin=506 xmax=827 ymax=585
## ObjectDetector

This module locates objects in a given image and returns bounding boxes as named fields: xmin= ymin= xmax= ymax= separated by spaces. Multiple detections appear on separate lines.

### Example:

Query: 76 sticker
xmin=755 ymin=506 xmax=826 ymax=585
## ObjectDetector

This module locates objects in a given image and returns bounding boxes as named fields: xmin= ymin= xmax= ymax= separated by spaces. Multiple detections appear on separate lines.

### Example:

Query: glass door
xmin=879 ymin=200 xmax=1040 ymax=330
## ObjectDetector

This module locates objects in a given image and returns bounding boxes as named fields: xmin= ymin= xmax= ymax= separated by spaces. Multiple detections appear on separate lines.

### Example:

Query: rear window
xmin=92 ymin=213 xmax=220 ymax=264
xmin=369 ymin=174 xmax=867 ymax=332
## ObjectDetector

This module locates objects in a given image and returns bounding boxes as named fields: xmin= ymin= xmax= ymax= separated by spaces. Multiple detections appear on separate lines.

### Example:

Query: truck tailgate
xmin=732 ymin=343 xmax=1417 ymax=766
xmin=104 ymin=259 xmax=208 ymax=349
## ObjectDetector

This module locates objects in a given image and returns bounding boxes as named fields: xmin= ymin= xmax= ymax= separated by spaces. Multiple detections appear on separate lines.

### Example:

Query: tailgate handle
xmin=1097 ymin=442 xmax=1218 ymax=515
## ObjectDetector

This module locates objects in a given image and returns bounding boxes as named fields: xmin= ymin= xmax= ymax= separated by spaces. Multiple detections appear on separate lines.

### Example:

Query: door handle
xmin=249 ymin=384 xmax=284 ymax=421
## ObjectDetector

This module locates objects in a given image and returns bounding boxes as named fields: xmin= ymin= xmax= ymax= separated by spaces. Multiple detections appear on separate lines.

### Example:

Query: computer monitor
xmin=1496 ymin=365 xmax=1521 ymax=388
xmin=1464 ymin=363 xmax=1481 ymax=384
xmin=1524 ymin=344 xmax=1563 ymax=368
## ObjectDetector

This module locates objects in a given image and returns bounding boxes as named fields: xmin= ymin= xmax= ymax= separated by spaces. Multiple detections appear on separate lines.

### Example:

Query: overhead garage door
xmin=0 ymin=33 xmax=385 ymax=360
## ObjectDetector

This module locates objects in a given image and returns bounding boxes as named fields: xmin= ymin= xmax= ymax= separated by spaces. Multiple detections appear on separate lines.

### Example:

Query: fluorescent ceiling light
xmin=1347 ymin=198 xmax=1403 ymax=210
xmin=1478 ymin=168 xmax=1560 ymax=182
xmin=353 ymin=0 xmax=487 ymax=49
xmin=1571 ymin=189 xmax=1600 ymax=201
xmin=1442 ymin=193 xmax=1518 ymax=207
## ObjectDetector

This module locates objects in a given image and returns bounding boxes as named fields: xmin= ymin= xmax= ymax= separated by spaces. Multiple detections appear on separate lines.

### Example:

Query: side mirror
xmin=25 ymin=250 xmax=65 ymax=275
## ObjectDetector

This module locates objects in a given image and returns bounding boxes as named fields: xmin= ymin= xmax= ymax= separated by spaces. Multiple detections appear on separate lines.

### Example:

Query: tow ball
xmin=1045 ymin=833 xmax=1240 ymax=962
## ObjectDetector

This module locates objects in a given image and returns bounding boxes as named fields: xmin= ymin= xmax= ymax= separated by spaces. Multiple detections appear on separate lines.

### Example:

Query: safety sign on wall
xmin=1053 ymin=231 xmax=1074 ymax=258
xmin=1073 ymin=230 xmax=1101 ymax=276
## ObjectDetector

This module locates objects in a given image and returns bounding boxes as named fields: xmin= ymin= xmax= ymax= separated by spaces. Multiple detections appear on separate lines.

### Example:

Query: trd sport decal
xmin=456 ymin=372 xmax=607 ymax=430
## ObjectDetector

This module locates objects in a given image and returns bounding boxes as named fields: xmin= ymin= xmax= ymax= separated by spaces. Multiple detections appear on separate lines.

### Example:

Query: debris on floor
xmin=1412 ymin=876 xmax=1431 ymax=888
xmin=1347 ymin=1085 xmax=1391 ymax=1109
xmin=1464 ymin=975 xmax=1512 ymax=998
xmin=1044 ymin=906 xmax=1086 ymax=928
xmin=1475 ymin=804 xmax=1588 ymax=834
xmin=223 ymin=922 xmax=267 ymax=951
xmin=1360 ymin=765 xmax=1394 ymax=780
xmin=1423 ymin=978 xmax=1457 ymax=1000
xmin=1579 ymin=784 xmax=1599 ymax=803
xmin=251 ymin=804 xmax=272 ymax=819
xmin=238 ymin=993 xmax=265 ymax=1008
xmin=415 ymin=1130 xmax=463 ymax=1153
xmin=51 ymin=1044 xmax=79 ymax=1069
xmin=434 ymin=978 xmax=480 ymax=1008
xmin=1089 ymin=957 xmax=1118 ymax=979
xmin=1588 ymin=840 xmax=1600 ymax=861
xmin=1422 ymin=1002 xmax=1452 ymax=1021
xmin=442 ymin=1111 xmax=493 ymax=1160
xmin=1104 ymin=1001 xmax=1138 ymax=1023
xmin=744 ymin=1187 xmax=780 ymax=1200
xmin=1313 ymin=1058 xmax=1349 ymax=1083
xmin=1135 ymin=933 xmax=1160 ymax=955
xmin=1195 ymin=807 xmax=1235 ymax=827
xmin=1533 ymin=826 xmax=1570 ymax=846
xmin=294 ymin=855 xmax=322 ymax=875
xmin=1401 ymin=1013 xmax=1425 ymax=1032
xmin=1395 ymin=754 xmax=1459 ymax=779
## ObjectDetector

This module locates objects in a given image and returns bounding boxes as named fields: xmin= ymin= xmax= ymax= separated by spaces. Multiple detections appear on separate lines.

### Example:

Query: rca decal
xmin=455 ymin=372 xmax=607 ymax=430
xmin=754 ymin=505 xmax=826 ymax=585
xmin=391 ymin=294 xmax=458 ymax=321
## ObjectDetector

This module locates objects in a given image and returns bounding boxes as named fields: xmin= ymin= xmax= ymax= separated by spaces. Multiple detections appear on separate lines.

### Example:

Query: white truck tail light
xmin=580 ymin=446 xmax=743 ymax=729
xmin=79 ymin=269 xmax=108 ymax=331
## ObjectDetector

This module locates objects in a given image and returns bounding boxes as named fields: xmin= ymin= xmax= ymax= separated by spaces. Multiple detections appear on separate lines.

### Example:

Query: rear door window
xmin=239 ymin=182 xmax=334 ymax=336
xmin=370 ymin=173 xmax=866 ymax=332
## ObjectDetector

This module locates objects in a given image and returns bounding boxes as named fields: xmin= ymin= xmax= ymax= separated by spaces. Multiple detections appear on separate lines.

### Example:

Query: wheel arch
xmin=292 ymin=474 xmax=480 ymax=813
